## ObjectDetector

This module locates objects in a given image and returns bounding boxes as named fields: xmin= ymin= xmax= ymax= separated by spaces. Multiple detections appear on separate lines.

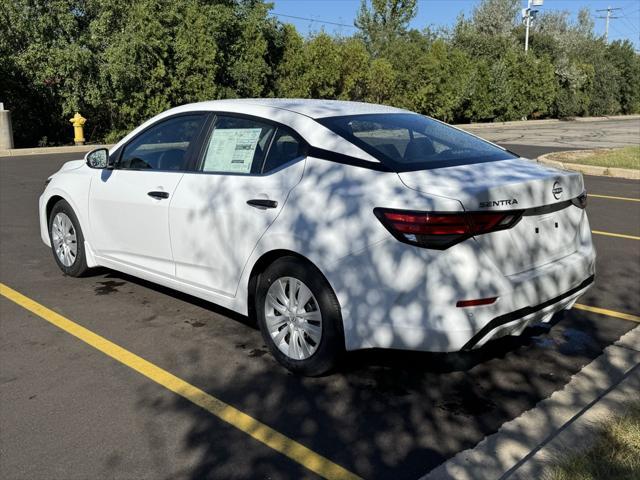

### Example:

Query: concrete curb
xmin=538 ymin=151 xmax=640 ymax=180
xmin=0 ymin=145 xmax=113 ymax=158
xmin=423 ymin=326 xmax=640 ymax=480
xmin=457 ymin=114 xmax=640 ymax=130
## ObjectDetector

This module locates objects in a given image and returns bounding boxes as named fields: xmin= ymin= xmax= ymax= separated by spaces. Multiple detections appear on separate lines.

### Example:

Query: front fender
xmin=39 ymin=169 xmax=97 ymax=267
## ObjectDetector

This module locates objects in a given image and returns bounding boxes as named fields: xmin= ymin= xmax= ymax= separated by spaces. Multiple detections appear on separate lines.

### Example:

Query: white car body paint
xmin=39 ymin=99 xmax=595 ymax=353
xmin=89 ymin=170 xmax=184 ymax=275
xmin=169 ymin=159 xmax=305 ymax=296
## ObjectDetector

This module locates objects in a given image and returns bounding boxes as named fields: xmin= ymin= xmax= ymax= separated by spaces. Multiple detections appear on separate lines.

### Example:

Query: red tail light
xmin=374 ymin=208 xmax=523 ymax=249
xmin=456 ymin=297 xmax=498 ymax=307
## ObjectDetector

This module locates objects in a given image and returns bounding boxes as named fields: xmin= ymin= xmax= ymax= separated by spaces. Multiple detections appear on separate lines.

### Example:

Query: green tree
xmin=452 ymin=11 xmax=518 ymax=59
xmin=355 ymin=0 xmax=417 ymax=55
xmin=470 ymin=0 xmax=519 ymax=36
xmin=460 ymin=58 xmax=495 ymax=122
xmin=0 ymin=0 xmax=100 ymax=144
xmin=275 ymin=24 xmax=307 ymax=97
xmin=378 ymin=29 xmax=430 ymax=107
xmin=1 ymin=0 xmax=638 ymax=147
xmin=170 ymin=0 xmax=222 ymax=104
xmin=226 ymin=0 xmax=274 ymax=98
xmin=298 ymin=33 xmax=342 ymax=98
xmin=365 ymin=58 xmax=396 ymax=104
xmin=100 ymin=0 xmax=172 ymax=139
xmin=409 ymin=40 xmax=473 ymax=122
xmin=606 ymin=41 xmax=640 ymax=114
xmin=554 ymin=59 xmax=594 ymax=117
xmin=337 ymin=38 xmax=370 ymax=101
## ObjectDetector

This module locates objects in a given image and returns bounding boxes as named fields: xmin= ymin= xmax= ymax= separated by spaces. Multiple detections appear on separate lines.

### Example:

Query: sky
xmin=269 ymin=0 xmax=640 ymax=49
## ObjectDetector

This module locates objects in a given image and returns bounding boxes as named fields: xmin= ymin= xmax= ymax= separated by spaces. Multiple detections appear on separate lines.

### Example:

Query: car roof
xmin=113 ymin=99 xmax=409 ymax=165
xmin=185 ymin=98 xmax=409 ymax=119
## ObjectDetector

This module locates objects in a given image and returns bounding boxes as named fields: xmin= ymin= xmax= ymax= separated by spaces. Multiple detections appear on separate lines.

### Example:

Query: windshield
xmin=317 ymin=113 xmax=517 ymax=172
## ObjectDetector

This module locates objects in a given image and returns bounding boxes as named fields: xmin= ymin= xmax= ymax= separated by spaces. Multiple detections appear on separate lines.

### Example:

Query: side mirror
xmin=85 ymin=148 xmax=110 ymax=169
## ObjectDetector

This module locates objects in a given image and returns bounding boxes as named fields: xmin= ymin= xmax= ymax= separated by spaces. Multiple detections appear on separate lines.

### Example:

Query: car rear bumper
xmin=461 ymin=274 xmax=594 ymax=350
xmin=328 ymin=233 xmax=596 ymax=352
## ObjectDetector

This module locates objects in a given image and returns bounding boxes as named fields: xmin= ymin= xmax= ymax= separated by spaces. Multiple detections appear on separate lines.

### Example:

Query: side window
xmin=262 ymin=128 xmax=305 ymax=173
xmin=119 ymin=115 xmax=205 ymax=171
xmin=201 ymin=116 xmax=275 ymax=174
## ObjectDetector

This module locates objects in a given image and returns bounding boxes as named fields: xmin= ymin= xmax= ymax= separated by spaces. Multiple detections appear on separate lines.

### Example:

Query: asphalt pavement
xmin=1 ymin=124 xmax=639 ymax=479
xmin=468 ymin=117 xmax=640 ymax=154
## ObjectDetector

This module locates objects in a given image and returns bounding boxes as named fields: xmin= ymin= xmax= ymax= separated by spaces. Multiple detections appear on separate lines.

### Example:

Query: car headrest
xmin=277 ymin=140 xmax=298 ymax=158
xmin=404 ymin=137 xmax=436 ymax=162
xmin=159 ymin=149 xmax=185 ymax=170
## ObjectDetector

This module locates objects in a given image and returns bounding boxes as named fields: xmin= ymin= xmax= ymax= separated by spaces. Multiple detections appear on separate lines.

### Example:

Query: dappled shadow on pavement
xmin=115 ymin=266 xmax=634 ymax=479
xmin=2 ymin=150 xmax=638 ymax=479
xmin=92 ymin=151 xmax=637 ymax=478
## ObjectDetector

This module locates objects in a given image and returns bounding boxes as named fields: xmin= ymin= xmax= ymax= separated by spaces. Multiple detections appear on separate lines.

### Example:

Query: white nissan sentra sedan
xmin=39 ymin=99 xmax=595 ymax=375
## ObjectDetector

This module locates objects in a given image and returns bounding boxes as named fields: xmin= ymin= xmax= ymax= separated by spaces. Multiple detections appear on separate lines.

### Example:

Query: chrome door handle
xmin=247 ymin=199 xmax=278 ymax=209
xmin=148 ymin=191 xmax=169 ymax=199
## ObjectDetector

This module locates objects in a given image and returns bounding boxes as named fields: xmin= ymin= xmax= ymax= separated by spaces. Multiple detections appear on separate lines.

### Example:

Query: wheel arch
xmin=42 ymin=191 xmax=98 ymax=268
xmin=45 ymin=195 xmax=66 ymax=222
xmin=246 ymin=249 xmax=340 ymax=323
xmin=44 ymin=190 xmax=89 ymax=238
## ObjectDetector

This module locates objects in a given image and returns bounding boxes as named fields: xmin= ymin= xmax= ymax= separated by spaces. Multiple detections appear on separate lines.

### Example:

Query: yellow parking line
xmin=592 ymin=230 xmax=640 ymax=241
xmin=589 ymin=194 xmax=640 ymax=202
xmin=575 ymin=304 xmax=640 ymax=323
xmin=0 ymin=283 xmax=361 ymax=480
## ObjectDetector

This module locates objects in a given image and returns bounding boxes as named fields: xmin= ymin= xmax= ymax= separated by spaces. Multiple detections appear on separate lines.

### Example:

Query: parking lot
xmin=1 ymin=120 xmax=639 ymax=479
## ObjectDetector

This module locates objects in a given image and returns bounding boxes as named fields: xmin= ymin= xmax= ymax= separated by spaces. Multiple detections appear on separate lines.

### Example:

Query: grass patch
xmin=545 ymin=401 xmax=640 ymax=480
xmin=547 ymin=146 xmax=640 ymax=170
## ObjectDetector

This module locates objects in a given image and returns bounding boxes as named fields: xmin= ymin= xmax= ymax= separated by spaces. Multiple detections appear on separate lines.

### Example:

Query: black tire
xmin=255 ymin=256 xmax=344 ymax=376
xmin=48 ymin=199 xmax=90 ymax=277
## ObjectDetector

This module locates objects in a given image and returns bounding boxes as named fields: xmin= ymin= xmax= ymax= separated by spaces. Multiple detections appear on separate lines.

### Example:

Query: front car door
xmin=89 ymin=113 xmax=206 ymax=275
xmin=169 ymin=114 xmax=306 ymax=296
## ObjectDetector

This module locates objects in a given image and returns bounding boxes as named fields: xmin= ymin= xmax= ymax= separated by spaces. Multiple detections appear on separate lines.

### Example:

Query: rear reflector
xmin=374 ymin=208 xmax=523 ymax=249
xmin=456 ymin=297 xmax=498 ymax=308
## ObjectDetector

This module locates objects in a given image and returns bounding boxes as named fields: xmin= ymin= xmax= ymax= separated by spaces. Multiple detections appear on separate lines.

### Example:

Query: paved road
xmin=1 ymin=133 xmax=639 ymax=479
xmin=463 ymin=118 xmax=640 ymax=159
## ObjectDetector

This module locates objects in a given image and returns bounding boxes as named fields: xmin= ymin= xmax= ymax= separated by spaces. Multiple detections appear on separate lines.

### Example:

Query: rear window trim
xmin=307 ymin=146 xmax=392 ymax=172
xmin=260 ymin=125 xmax=310 ymax=174
xmin=317 ymin=113 xmax=518 ymax=172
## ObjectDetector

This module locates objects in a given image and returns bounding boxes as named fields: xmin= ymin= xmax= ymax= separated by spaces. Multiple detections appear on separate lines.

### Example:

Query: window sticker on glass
xmin=203 ymin=128 xmax=262 ymax=173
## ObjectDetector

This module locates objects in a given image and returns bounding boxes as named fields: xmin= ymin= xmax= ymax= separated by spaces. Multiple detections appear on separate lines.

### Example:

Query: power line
xmin=596 ymin=6 xmax=622 ymax=43
xmin=619 ymin=15 xmax=639 ymax=35
xmin=619 ymin=8 xmax=640 ymax=33
xmin=271 ymin=5 xmax=639 ymax=44
xmin=270 ymin=12 xmax=357 ymax=29
xmin=608 ymin=22 xmax=632 ymax=42
xmin=608 ymin=19 xmax=636 ymax=38
xmin=621 ymin=8 xmax=640 ymax=17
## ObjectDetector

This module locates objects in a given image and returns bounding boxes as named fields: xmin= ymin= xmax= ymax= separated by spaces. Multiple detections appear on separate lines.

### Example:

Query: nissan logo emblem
xmin=552 ymin=181 xmax=563 ymax=200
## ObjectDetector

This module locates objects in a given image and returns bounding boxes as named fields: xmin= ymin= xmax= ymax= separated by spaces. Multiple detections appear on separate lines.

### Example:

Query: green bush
xmin=1 ymin=0 xmax=638 ymax=147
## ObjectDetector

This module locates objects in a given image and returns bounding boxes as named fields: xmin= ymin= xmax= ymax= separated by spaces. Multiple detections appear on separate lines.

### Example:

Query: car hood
xmin=58 ymin=159 xmax=85 ymax=172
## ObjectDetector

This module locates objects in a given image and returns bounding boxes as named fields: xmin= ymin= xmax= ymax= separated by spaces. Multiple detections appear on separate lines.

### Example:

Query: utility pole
xmin=596 ymin=6 xmax=621 ymax=43
xmin=523 ymin=0 xmax=544 ymax=53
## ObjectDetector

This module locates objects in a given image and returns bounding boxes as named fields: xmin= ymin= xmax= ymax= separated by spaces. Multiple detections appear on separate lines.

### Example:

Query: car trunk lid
xmin=398 ymin=158 xmax=586 ymax=275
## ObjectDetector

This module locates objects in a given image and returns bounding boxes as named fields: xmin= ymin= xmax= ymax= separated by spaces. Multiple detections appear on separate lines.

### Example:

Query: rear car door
xmin=89 ymin=114 xmax=206 ymax=275
xmin=169 ymin=114 xmax=306 ymax=296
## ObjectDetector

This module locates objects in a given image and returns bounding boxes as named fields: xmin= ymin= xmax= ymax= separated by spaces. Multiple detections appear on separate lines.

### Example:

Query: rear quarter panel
xmin=237 ymin=157 xmax=465 ymax=333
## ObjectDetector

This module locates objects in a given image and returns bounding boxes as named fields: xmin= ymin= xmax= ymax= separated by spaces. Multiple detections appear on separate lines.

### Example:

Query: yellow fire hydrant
xmin=69 ymin=112 xmax=86 ymax=145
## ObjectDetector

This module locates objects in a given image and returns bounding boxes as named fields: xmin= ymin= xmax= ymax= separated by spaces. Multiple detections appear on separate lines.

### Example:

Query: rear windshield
xmin=318 ymin=113 xmax=517 ymax=172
